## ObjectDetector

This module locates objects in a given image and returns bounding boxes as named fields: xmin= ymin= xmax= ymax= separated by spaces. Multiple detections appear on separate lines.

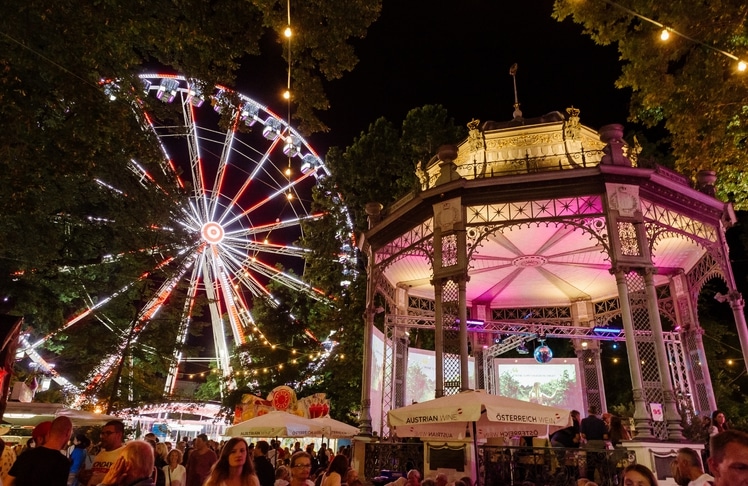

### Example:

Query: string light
xmin=599 ymin=0 xmax=747 ymax=72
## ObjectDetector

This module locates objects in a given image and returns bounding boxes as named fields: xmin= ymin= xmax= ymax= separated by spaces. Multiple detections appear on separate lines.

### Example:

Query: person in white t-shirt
xmin=677 ymin=447 xmax=713 ymax=486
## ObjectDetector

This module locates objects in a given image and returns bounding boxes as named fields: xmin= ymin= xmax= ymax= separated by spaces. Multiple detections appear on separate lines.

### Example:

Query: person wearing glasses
xmin=289 ymin=451 xmax=315 ymax=486
xmin=79 ymin=420 xmax=125 ymax=486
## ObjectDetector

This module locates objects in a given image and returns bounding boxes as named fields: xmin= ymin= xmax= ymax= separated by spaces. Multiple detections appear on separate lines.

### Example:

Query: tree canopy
xmin=553 ymin=0 xmax=748 ymax=208
xmin=0 ymin=0 xmax=380 ymax=409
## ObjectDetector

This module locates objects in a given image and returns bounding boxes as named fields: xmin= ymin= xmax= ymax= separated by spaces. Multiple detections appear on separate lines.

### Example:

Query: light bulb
xmin=284 ymin=27 xmax=292 ymax=38
xmin=738 ymin=61 xmax=747 ymax=72
xmin=660 ymin=29 xmax=670 ymax=41
xmin=285 ymin=167 xmax=291 ymax=176
xmin=283 ymin=90 xmax=291 ymax=100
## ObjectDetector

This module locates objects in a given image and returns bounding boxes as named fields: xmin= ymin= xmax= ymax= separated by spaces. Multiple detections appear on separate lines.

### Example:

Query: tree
xmin=553 ymin=0 xmax=748 ymax=208
xmin=0 ymin=0 xmax=381 ymax=407
xmin=324 ymin=104 xmax=465 ymax=231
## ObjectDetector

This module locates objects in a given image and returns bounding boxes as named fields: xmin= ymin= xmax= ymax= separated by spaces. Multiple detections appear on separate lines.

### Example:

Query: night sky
xmin=307 ymin=0 xmax=632 ymax=154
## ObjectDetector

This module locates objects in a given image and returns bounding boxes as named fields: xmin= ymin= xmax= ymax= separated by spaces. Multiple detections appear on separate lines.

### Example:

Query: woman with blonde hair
xmin=204 ymin=437 xmax=259 ymax=486
xmin=164 ymin=448 xmax=186 ymax=486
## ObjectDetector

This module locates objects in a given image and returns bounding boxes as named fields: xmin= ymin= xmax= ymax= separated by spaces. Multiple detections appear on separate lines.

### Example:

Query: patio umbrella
xmin=312 ymin=416 xmax=359 ymax=438
xmin=388 ymin=389 xmax=571 ymax=486
xmin=224 ymin=411 xmax=325 ymax=438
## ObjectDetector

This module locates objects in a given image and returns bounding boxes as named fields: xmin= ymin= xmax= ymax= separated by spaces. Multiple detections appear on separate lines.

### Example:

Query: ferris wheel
xmin=20 ymin=74 xmax=353 ymax=406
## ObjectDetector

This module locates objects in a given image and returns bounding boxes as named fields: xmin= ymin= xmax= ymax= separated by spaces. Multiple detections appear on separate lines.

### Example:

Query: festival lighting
xmin=600 ymin=0 xmax=747 ymax=72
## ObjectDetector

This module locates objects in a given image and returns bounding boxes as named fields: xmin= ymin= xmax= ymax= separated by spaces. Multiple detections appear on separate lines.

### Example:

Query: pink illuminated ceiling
xmin=382 ymin=216 xmax=707 ymax=309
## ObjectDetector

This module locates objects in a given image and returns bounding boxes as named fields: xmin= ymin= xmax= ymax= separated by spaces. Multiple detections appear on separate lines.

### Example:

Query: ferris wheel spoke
xmin=25 ymin=252 xmax=181 ymax=351
xmin=201 ymin=254 xmax=232 ymax=382
xmin=222 ymin=212 xmax=323 ymax=240
xmin=164 ymin=255 xmax=203 ymax=396
xmin=214 ymin=136 xmax=284 ymax=226
xmin=243 ymin=256 xmax=327 ymax=302
xmin=76 ymin=250 xmax=199 ymax=403
xmin=221 ymin=168 xmax=317 ymax=228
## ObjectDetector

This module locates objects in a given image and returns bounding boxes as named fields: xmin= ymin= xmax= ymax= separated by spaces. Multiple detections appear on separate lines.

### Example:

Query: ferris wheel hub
xmin=201 ymin=222 xmax=225 ymax=244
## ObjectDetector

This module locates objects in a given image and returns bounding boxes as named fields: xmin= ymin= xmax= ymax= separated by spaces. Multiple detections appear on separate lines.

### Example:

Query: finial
xmin=509 ymin=63 xmax=523 ymax=120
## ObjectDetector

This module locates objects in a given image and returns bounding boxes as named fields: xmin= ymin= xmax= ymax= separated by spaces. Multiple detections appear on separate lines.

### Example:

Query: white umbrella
xmin=224 ymin=411 xmax=325 ymax=438
xmin=388 ymin=389 xmax=571 ymax=486
xmin=312 ymin=416 xmax=359 ymax=438
xmin=388 ymin=389 xmax=570 ymax=440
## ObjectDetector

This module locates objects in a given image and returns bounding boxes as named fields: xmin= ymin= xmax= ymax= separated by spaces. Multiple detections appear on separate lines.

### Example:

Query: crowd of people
xmin=1 ymin=412 xmax=747 ymax=486
xmin=0 ymin=419 xmax=360 ymax=486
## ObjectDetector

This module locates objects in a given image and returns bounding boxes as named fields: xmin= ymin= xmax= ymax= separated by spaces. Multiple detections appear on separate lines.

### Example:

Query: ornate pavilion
xmin=358 ymin=108 xmax=745 ymax=443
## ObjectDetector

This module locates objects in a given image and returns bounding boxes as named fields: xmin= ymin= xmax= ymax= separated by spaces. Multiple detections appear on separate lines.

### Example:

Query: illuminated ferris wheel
xmin=20 ymin=74 xmax=352 ymax=405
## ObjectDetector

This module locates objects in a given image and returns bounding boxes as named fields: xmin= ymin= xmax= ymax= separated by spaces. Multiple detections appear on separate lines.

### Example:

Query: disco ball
xmin=534 ymin=343 xmax=553 ymax=363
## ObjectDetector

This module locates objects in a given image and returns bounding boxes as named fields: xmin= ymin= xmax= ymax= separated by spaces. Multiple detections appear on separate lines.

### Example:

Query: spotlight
xmin=660 ymin=28 xmax=670 ymax=41
xmin=517 ymin=342 xmax=529 ymax=354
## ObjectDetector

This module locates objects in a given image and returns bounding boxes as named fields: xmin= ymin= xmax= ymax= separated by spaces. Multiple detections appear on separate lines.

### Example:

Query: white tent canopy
xmin=224 ymin=411 xmax=325 ymax=438
xmin=388 ymin=389 xmax=571 ymax=440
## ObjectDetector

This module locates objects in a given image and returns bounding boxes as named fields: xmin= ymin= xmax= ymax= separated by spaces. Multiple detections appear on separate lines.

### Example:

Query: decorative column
xmin=358 ymin=202 xmax=384 ymax=436
xmin=727 ymin=291 xmax=748 ymax=374
xmin=614 ymin=268 xmax=655 ymax=439
xmin=432 ymin=192 xmax=467 ymax=397
xmin=434 ymin=280 xmax=445 ymax=398
xmin=643 ymin=269 xmax=684 ymax=440
xmin=459 ymin=279 xmax=469 ymax=391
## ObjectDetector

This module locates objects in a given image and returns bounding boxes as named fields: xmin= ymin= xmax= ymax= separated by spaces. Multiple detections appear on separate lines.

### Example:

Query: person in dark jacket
xmin=254 ymin=440 xmax=276 ymax=486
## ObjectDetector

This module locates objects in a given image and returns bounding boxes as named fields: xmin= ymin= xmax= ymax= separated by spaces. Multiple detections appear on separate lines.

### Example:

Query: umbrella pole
xmin=473 ymin=421 xmax=480 ymax=486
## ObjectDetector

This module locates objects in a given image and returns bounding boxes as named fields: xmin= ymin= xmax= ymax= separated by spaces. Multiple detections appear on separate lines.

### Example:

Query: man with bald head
xmin=5 ymin=416 xmax=72 ymax=486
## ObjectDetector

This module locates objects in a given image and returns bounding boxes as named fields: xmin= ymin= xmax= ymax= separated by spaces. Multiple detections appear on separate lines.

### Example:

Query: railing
xmin=364 ymin=442 xmax=424 ymax=483
xmin=480 ymin=444 xmax=635 ymax=486
xmin=453 ymin=149 xmax=606 ymax=181
xmin=363 ymin=442 xmax=635 ymax=486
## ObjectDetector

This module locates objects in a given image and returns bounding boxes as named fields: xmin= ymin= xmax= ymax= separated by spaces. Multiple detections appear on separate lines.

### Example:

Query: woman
xmin=204 ymin=437 xmax=259 ymax=486
xmin=709 ymin=410 xmax=729 ymax=436
xmin=608 ymin=415 xmax=632 ymax=447
xmin=621 ymin=464 xmax=658 ymax=486
xmin=68 ymin=434 xmax=91 ymax=486
xmin=274 ymin=466 xmax=290 ymax=486
xmin=164 ymin=448 xmax=186 ymax=486
xmin=154 ymin=442 xmax=169 ymax=486
xmin=320 ymin=455 xmax=348 ymax=486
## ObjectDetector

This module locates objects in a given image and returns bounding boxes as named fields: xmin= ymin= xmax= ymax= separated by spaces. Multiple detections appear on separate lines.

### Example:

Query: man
xmin=580 ymin=406 xmax=608 ymax=482
xmin=144 ymin=432 xmax=159 ymax=443
xmin=289 ymin=451 xmax=314 ymax=486
xmin=293 ymin=442 xmax=302 ymax=453
xmin=98 ymin=440 xmax=155 ymax=486
xmin=30 ymin=421 xmax=52 ymax=448
xmin=254 ymin=440 xmax=275 ymax=486
xmin=434 ymin=472 xmax=448 ymax=486
xmin=5 ymin=416 xmax=72 ymax=486
xmin=385 ymin=469 xmax=421 ymax=486
xmin=316 ymin=443 xmax=329 ymax=470
xmin=267 ymin=439 xmax=278 ymax=468
xmin=185 ymin=433 xmax=217 ymax=486
xmin=707 ymin=429 xmax=748 ymax=486
xmin=80 ymin=420 xmax=126 ymax=486
xmin=677 ymin=447 xmax=713 ymax=486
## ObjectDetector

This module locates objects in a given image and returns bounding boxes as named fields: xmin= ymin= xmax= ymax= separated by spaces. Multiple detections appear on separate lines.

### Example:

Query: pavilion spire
xmin=509 ymin=63 xmax=523 ymax=120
